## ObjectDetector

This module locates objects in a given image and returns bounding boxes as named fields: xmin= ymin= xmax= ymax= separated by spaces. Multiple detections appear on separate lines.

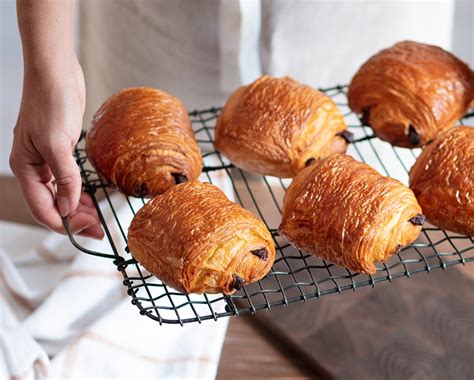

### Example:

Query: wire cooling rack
xmin=66 ymin=85 xmax=474 ymax=324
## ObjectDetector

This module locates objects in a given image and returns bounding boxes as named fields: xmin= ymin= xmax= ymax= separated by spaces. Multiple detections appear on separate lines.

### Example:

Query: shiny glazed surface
xmin=409 ymin=126 xmax=474 ymax=235
xmin=86 ymin=87 xmax=202 ymax=197
xmin=216 ymin=76 xmax=348 ymax=178
xmin=348 ymin=41 xmax=474 ymax=148
xmin=279 ymin=154 xmax=423 ymax=274
xmin=127 ymin=181 xmax=275 ymax=294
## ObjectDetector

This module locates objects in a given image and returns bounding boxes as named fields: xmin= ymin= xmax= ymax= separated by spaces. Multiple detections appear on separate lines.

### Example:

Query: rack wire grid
xmin=65 ymin=85 xmax=474 ymax=325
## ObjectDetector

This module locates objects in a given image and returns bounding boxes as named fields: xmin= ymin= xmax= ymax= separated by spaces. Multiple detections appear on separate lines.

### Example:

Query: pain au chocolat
xmin=86 ymin=87 xmax=202 ymax=197
xmin=409 ymin=126 xmax=474 ymax=236
xmin=127 ymin=181 xmax=275 ymax=294
xmin=215 ymin=76 xmax=350 ymax=178
xmin=279 ymin=154 xmax=423 ymax=274
xmin=348 ymin=41 xmax=474 ymax=148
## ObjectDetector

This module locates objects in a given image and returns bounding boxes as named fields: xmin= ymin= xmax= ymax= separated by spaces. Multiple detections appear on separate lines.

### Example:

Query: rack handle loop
xmin=62 ymin=217 xmax=116 ymax=259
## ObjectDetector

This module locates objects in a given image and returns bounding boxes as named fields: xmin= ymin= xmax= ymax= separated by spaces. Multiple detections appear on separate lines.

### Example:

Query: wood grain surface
xmin=217 ymin=314 xmax=321 ymax=379
xmin=249 ymin=267 xmax=474 ymax=380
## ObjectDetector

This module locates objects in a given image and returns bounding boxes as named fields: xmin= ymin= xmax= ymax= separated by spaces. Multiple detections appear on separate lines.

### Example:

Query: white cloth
xmin=259 ymin=0 xmax=458 ymax=87
xmin=0 ymin=297 xmax=48 ymax=380
xmin=0 ymin=195 xmax=229 ymax=379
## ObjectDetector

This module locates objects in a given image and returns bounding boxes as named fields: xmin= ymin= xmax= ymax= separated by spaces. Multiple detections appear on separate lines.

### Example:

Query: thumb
xmin=43 ymin=140 xmax=81 ymax=217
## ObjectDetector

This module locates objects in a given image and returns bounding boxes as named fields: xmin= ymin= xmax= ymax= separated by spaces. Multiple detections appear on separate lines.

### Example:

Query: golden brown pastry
xmin=215 ymin=76 xmax=350 ymax=178
xmin=127 ymin=181 xmax=275 ymax=294
xmin=348 ymin=41 xmax=474 ymax=148
xmin=279 ymin=154 xmax=423 ymax=274
xmin=86 ymin=87 xmax=202 ymax=197
xmin=409 ymin=126 xmax=474 ymax=235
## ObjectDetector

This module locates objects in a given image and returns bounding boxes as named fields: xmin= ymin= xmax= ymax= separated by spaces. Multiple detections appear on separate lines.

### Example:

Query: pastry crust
xmin=215 ymin=76 xmax=349 ymax=178
xmin=86 ymin=87 xmax=202 ymax=197
xmin=409 ymin=126 xmax=474 ymax=235
xmin=279 ymin=154 xmax=423 ymax=274
xmin=127 ymin=181 xmax=275 ymax=294
xmin=348 ymin=41 xmax=474 ymax=148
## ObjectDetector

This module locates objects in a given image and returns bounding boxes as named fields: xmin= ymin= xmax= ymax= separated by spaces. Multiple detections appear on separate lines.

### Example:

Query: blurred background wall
xmin=1 ymin=0 xmax=22 ymax=175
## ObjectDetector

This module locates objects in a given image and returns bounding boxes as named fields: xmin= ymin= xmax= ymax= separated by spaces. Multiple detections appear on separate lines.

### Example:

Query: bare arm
xmin=11 ymin=0 xmax=103 ymax=239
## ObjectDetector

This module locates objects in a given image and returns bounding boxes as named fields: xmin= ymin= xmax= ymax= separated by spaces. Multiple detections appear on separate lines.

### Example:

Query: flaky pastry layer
xmin=128 ymin=181 xmax=275 ymax=294
xmin=216 ymin=76 xmax=349 ymax=178
xmin=86 ymin=87 xmax=202 ymax=197
xmin=348 ymin=41 xmax=474 ymax=148
xmin=409 ymin=126 xmax=474 ymax=235
xmin=279 ymin=154 xmax=423 ymax=274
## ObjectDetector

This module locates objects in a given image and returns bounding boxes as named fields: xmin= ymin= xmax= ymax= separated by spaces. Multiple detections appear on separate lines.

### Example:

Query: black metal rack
xmin=65 ymin=85 xmax=474 ymax=325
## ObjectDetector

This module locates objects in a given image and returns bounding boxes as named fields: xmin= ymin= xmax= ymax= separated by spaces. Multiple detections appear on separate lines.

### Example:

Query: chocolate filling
xmin=305 ymin=157 xmax=316 ymax=167
xmin=360 ymin=108 xmax=371 ymax=126
xmin=251 ymin=247 xmax=269 ymax=261
xmin=336 ymin=130 xmax=355 ymax=143
xmin=409 ymin=214 xmax=425 ymax=226
xmin=393 ymin=243 xmax=402 ymax=255
xmin=136 ymin=183 xmax=148 ymax=198
xmin=171 ymin=173 xmax=188 ymax=184
xmin=230 ymin=274 xmax=245 ymax=290
xmin=408 ymin=125 xmax=420 ymax=146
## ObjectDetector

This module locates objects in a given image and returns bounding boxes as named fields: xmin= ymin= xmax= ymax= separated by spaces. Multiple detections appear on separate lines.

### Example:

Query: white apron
xmin=79 ymin=0 xmax=472 ymax=122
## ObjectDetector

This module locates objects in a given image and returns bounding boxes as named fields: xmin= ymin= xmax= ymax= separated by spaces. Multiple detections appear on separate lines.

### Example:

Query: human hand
xmin=9 ymin=57 xmax=104 ymax=239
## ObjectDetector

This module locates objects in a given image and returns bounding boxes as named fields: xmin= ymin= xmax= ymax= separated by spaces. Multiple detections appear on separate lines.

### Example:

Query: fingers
xmin=11 ymin=137 xmax=104 ymax=239
xmin=42 ymin=141 xmax=82 ymax=217
xmin=78 ymin=223 xmax=105 ymax=240
xmin=70 ymin=195 xmax=105 ymax=239
xmin=13 ymin=164 xmax=103 ymax=237
xmin=14 ymin=164 xmax=66 ymax=233
xmin=78 ymin=191 xmax=95 ymax=208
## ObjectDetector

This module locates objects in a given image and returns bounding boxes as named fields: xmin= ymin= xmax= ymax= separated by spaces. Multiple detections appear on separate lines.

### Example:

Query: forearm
xmin=12 ymin=1 xmax=101 ymax=238
xmin=16 ymin=0 xmax=76 ymax=80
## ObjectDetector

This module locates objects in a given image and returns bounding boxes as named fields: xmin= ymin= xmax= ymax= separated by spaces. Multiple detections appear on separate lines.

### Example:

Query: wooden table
xmin=217 ymin=315 xmax=317 ymax=379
